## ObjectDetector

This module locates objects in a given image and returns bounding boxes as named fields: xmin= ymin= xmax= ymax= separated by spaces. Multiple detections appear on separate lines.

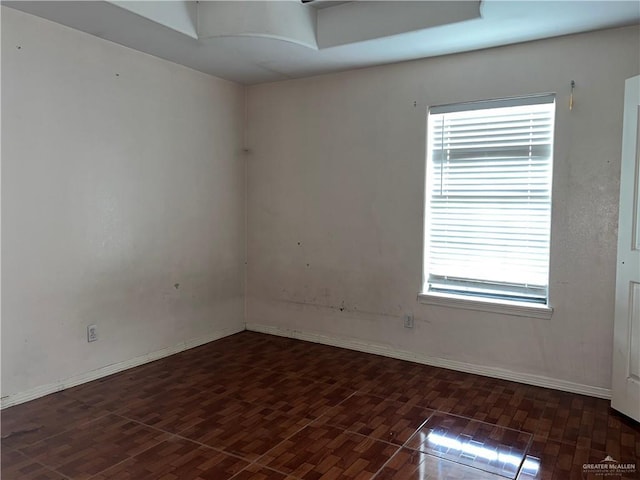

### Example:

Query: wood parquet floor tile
xmin=404 ymin=411 xmax=532 ymax=479
xmin=90 ymin=436 xmax=249 ymax=480
xmin=259 ymin=424 xmax=398 ymax=479
xmin=319 ymin=392 xmax=434 ymax=445
xmin=229 ymin=463 xmax=300 ymax=480
xmin=2 ymin=331 xmax=639 ymax=480
xmin=20 ymin=414 xmax=172 ymax=480
xmin=375 ymin=448 xmax=503 ymax=480
xmin=178 ymin=405 xmax=309 ymax=460
xmin=1 ymin=393 xmax=108 ymax=450
xmin=246 ymin=378 xmax=353 ymax=420
xmin=1 ymin=448 xmax=68 ymax=480
xmin=231 ymin=463 xmax=300 ymax=480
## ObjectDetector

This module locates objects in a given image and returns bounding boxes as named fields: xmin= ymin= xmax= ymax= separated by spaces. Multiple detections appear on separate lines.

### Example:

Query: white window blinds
xmin=424 ymin=94 xmax=555 ymax=304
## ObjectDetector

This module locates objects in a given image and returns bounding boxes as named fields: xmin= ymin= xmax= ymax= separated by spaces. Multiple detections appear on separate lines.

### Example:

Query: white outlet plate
xmin=403 ymin=314 xmax=414 ymax=328
xmin=87 ymin=324 xmax=98 ymax=342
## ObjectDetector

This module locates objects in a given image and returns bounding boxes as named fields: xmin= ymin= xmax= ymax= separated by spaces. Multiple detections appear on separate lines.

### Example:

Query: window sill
xmin=417 ymin=292 xmax=553 ymax=319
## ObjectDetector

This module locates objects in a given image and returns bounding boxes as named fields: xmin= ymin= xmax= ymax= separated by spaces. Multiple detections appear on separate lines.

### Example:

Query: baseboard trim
xmin=1 ymin=325 xmax=245 ymax=409
xmin=246 ymin=323 xmax=612 ymax=400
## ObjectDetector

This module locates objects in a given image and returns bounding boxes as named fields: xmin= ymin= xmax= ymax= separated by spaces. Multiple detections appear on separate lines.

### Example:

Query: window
xmin=421 ymin=94 xmax=555 ymax=313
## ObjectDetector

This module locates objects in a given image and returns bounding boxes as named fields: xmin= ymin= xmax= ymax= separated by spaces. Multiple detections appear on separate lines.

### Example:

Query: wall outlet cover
xmin=87 ymin=324 xmax=98 ymax=342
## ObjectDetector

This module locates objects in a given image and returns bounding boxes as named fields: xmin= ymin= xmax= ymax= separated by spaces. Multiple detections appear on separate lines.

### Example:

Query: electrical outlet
xmin=87 ymin=324 xmax=98 ymax=342
xmin=403 ymin=313 xmax=414 ymax=329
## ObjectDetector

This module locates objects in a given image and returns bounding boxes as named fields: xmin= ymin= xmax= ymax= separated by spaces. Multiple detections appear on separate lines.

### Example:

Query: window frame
xmin=419 ymin=94 xmax=555 ymax=320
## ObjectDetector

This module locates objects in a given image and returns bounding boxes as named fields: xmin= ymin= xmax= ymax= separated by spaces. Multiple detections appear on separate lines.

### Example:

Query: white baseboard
xmin=1 ymin=326 xmax=245 ymax=409
xmin=3 ymin=322 xmax=611 ymax=408
xmin=246 ymin=323 xmax=612 ymax=400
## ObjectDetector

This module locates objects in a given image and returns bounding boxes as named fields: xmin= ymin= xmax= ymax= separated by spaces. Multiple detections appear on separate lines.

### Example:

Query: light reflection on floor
xmin=406 ymin=428 xmax=541 ymax=479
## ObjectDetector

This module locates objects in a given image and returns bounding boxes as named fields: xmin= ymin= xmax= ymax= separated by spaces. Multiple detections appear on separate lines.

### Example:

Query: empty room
xmin=1 ymin=1 xmax=639 ymax=479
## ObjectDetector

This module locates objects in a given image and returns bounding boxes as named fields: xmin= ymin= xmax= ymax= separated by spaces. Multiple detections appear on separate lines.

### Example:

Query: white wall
xmin=1 ymin=7 xmax=245 ymax=403
xmin=246 ymin=25 xmax=640 ymax=394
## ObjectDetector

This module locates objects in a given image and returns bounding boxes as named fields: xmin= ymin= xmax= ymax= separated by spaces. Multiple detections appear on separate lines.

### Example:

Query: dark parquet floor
xmin=2 ymin=331 xmax=639 ymax=479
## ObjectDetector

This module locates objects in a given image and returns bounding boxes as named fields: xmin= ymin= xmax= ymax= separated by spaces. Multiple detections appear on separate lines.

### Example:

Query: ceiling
xmin=3 ymin=1 xmax=639 ymax=85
